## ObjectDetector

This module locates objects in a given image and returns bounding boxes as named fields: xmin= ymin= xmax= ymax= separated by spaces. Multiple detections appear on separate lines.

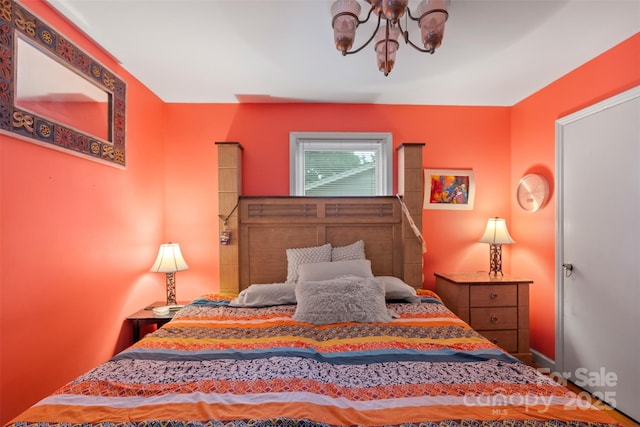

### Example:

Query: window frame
xmin=289 ymin=132 xmax=393 ymax=196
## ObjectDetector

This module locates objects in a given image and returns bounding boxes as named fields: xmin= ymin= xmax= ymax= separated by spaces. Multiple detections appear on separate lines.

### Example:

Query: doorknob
xmin=562 ymin=263 xmax=573 ymax=277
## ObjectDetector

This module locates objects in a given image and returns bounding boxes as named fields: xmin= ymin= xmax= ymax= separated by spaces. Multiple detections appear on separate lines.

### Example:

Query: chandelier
xmin=331 ymin=0 xmax=450 ymax=76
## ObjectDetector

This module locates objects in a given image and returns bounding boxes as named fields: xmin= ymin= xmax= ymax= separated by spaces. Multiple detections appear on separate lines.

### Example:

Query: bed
xmin=6 ymin=291 xmax=621 ymax=426
xmin=7 ymin=196 xmax=622 ymax=426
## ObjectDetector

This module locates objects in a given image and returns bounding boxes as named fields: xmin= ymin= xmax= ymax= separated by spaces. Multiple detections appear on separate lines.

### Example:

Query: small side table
xmin=126 ymin=301 xmax=187 ymax=343
xmin=434 ymin=272 xmax=533 ymax=364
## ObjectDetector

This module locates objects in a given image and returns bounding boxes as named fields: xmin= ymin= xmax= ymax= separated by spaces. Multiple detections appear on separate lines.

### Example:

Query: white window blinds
xmin=290 ymin=132 xmax=392 ymax=196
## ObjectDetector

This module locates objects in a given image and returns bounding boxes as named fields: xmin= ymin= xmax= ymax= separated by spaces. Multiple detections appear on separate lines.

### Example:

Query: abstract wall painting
xmin=423 ymin=169 xmax=475 ymax=210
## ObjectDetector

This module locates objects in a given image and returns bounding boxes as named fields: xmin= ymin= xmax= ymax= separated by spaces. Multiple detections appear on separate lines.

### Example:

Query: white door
xmin=557 ymin=86 xmax=640 ymax=421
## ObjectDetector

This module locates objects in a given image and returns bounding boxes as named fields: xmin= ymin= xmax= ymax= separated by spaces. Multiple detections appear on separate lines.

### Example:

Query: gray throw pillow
xmin=229 ymin=282 xmax=296 ymax=307
xmin=331 ymin=240 xmax=365 ymax=261
xmin=293 ymin=276 xmax=392 ymax=325
xmin=286 ymin=243 xmax=332 ymax=283
xmin=378 ymin=276 xmax=421 ymax=304
xmin=297 ymin=259 xmax=373 ymax=284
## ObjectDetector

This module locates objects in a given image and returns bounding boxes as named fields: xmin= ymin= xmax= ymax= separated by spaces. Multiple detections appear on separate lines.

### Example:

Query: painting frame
xmin=423 ymin=169 xmax=476 ymax=210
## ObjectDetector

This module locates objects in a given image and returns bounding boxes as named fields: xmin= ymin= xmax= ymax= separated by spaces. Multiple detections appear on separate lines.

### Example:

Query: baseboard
xmin=531 ymin=348 xmax=556 ymax=372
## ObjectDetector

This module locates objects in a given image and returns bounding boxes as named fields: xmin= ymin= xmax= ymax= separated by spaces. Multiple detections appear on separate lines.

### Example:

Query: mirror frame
xmin=0 ymin=0 xmax=127 ymax=167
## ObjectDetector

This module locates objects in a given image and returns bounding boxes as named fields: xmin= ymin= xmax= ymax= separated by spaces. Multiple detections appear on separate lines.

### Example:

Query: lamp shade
xmin=479 ymin=218 xmax=515 ymax=245
xmin=375 ymin=24 xmax=401 ymax=75
xmin=150 ymin=243 xmax=189 ymax=273
xmin=417 ymin=0 xmax=450 ymax=52
xmin=331 ymin=0 xmax=361 ymax=54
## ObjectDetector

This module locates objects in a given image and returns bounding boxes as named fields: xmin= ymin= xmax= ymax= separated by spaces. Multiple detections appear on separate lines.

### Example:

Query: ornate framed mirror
xmin=0 ymin=0 xmax=127 ymax=167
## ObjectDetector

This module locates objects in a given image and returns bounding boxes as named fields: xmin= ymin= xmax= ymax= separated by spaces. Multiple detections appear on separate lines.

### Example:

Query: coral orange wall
xmin=0 ymin=1 xmax=168 ymax=423
xmin=163 ymin=103 xmax=512 ymax=292
xmin=511 ymin=33 xmax=640 ymax=360
xmin=161 ymin=104 xmax=240 ymax=300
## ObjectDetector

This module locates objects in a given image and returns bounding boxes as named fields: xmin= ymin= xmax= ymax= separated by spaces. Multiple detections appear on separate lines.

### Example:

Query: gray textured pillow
xmin=286 ymin=243 xmax=332 ymax=283
xmin=332 ymin=240 xmax=365 ymax=261
xmin=229 ymin=282 xmax=296 ymax=307
xmin=378 ymin=276 xmax=421 ymax=304
xmin=297 ymin=259 xmax=373 ymax=283
xmin=293 ymin=276 xmax=392 ymax=325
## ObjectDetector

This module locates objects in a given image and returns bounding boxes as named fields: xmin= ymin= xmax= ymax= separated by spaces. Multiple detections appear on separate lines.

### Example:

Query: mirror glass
xmin=0 ymin=0 xmax=127 ymax=167
xmin=15 ymin=36 xmax=111 ymax=141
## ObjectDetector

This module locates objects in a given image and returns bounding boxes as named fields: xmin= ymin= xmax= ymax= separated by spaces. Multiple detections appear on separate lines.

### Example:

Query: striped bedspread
xmin=8 ymin=291 xmax=621 ymax=426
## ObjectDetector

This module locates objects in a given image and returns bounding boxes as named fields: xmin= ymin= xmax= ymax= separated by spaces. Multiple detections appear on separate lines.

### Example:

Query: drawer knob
xmin=490 ymin=292 xmax=498 ymax=300
xmin=490 ymin=315 xmax=499 ymax=323
xmin=492 ymin=339 xmax=498 ymax=344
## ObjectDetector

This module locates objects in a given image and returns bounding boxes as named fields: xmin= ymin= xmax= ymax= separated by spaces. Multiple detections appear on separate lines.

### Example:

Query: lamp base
xmin=488 ymin=243 xmax=504 ymax=276
xmin=165 ymin=272 xmax=177 ymax=305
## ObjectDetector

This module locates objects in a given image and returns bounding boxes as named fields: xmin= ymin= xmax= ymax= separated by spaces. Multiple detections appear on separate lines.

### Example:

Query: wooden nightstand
xmin=126 ymin=301 xmax=187 ymax=344
xmin=434 ymin=272 xmax=533 ymax=364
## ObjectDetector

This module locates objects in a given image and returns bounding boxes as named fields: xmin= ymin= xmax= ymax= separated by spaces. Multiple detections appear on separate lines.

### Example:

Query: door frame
xmin=554 ymin=85 xmax=640 ymax=373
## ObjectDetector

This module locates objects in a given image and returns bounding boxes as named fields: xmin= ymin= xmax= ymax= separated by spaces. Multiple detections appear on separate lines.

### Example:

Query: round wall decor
xmin=517 ymin=174 xmax=549 ymax=212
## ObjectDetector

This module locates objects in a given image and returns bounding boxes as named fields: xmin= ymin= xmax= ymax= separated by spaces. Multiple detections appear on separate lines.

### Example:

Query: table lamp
xmin=479 ymin=217 xmax=514 ymax=276
xmin=150 ymin=243 xmax=189 ymax=305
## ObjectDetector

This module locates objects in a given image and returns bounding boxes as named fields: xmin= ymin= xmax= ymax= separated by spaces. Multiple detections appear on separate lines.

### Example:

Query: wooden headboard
xmin=238 ymin=196 xmax=404 ymax=289
xmin=216 ymin=142 xmax=425 ymax=294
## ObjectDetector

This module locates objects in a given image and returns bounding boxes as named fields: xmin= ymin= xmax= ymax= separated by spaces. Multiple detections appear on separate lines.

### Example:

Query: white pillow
xmin=229 ymin=282 xmax=296 ymax=307
xmin=331 ymin=240 xmax=365 ymax=261
xmin=286 ymin=243 xmax=332 ymax=283
xmin=297 ymin=259 xmax=373 ymax=283
xmin=293 ymin=276 xmax=392 ymax=325
xmin=378 ymin=276 xmax=421 ymax=304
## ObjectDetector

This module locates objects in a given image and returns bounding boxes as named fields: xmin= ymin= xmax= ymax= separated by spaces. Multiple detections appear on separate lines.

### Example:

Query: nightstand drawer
xmin=479 ymin=330 xmax=518 ymax=353
xmin=470 ymin=284 xmax=517 ymax=307
xmin=470 ymin=307 xmax=517 ymax=330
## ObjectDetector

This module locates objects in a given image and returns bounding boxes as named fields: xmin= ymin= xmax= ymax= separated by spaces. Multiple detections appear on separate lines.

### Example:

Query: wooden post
xmin=216 ymin=142 xmax=243 ymax=294
xmin=397 ymin=143 xmax=425 ymax=288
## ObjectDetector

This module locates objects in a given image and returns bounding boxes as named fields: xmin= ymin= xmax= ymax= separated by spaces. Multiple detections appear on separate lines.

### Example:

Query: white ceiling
xmin=46 ymin=0 xmax=639 ymax=106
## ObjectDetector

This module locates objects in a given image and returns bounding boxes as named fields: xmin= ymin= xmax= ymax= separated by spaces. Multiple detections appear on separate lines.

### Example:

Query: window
xmin=290 ymin=132 xmax=392 ymax=196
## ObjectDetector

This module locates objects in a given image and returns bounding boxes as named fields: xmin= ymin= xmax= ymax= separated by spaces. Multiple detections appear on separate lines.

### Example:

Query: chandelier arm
xmin=357 ymin=4 xmax=376 ymax=25
xmin=331 ymin=4 xmax=376 ymax=29
xmin=407 ymin=8 xmax=449 ymax=23
xmin=397 ymin=18 xmax=408 ymax=41
xmin=406 ymin=6 xmax=420 ymax=22
xmin=404 ymin=35 xmax=436 ymax=54
xmin=396 ymin=19 xmax=428 ymax=53
xmin=343 ymin=11 xmax=382 ymax=56
xmin=396 ymin=14 xmax=442 ymax=54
